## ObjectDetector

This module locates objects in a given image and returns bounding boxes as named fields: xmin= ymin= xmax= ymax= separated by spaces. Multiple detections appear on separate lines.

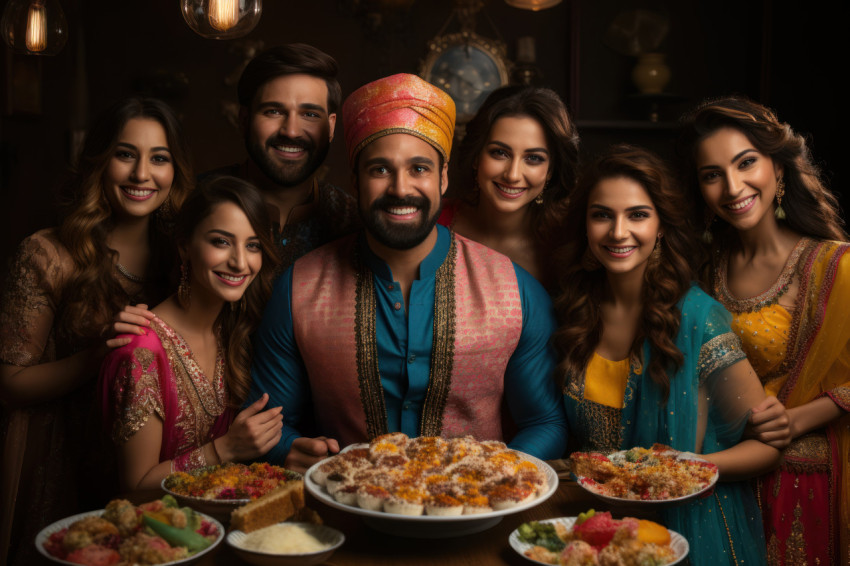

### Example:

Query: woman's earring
xmin=775 ymin=176 xmax=786 ymax=220
xmin=178 ymin=261 xmax=191 ymax=308
xmin=702 ymin=210 xmax=715 ymax=244
xmin=650 ymin=236 xmax=663 ymax=264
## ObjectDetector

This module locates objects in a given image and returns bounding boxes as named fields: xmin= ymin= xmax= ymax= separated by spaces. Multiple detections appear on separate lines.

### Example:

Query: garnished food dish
xmin=512 ymin=510 xmax=685 ymax=566
xmin=163 ymin=463 xmax=299 ymax=501
xmin=38 ymin=496 xmax=222 ymax=566
xmin=570 ymin=444 xmax=718 ymax=502
xmin=309 ymin=434 xmax=550 ymax=517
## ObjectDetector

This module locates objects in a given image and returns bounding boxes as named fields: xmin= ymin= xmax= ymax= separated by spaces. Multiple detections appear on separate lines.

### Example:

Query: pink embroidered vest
xmin=290 ymin=232 xmax=523 ymax=446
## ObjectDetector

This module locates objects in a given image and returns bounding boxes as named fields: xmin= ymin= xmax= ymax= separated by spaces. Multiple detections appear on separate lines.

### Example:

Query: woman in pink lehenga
xmin=100 ymin=175 xmax=283 ymax=490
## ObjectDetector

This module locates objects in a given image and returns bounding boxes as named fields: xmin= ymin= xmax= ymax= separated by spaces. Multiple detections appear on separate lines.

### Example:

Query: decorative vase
xmin=632 ymin=52 xmax=671 ymax=94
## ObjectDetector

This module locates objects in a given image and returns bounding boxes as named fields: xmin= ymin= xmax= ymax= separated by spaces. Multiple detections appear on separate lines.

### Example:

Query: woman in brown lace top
xmin=0 ymin=97 xmax=193 ymax=566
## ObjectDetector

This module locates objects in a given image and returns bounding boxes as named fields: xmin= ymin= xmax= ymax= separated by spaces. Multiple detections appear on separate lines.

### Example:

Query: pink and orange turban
xmin=342 ymin=73 xmax=456 ymax=167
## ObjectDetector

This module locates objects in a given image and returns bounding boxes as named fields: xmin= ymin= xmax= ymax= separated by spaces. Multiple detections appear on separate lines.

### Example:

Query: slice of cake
xmin=230 ymin=480 xmax=305 ymax=533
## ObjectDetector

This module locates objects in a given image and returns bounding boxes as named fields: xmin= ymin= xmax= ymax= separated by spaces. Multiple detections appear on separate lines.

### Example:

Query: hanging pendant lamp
xmin=181 ymin=0 xmax=262 ymax=40
xmin=1 ymin=0 xmax=68 ymax=55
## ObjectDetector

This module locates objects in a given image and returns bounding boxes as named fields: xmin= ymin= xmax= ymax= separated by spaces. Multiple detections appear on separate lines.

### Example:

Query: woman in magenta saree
xmin=99 ymin=176 xmax=282 ymax=489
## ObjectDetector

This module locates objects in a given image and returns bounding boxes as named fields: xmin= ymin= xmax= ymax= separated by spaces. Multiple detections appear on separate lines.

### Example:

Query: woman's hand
xmin=216 ymin=393 xmax=284 ymax=462
xmin=747 ymin=396 xmax=792 ymax=449
xmin=105 ymin=303 xmax=155 ymax=348
xmin=285 ymin=437 xmax=340 ymax=474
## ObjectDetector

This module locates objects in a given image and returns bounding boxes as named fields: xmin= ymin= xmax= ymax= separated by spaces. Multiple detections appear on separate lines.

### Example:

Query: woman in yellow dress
xmin=679 ymin=96 xmax=850 ymax=565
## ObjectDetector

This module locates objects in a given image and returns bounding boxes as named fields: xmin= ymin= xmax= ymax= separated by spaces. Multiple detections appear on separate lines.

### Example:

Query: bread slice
xmin=230 ymin=480 xmax=305 ymax=533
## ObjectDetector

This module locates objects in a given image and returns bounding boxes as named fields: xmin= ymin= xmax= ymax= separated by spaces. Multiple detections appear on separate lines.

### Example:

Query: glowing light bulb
xmin=25 ymin=2 xmax=47 ymax=51
xmin=1 ymin=0 xmax=67 ymax=55
xmin=208 ymin=0 xmax=238 ymax=31
xmin=181 ymin=0 xmax=262 ymax=40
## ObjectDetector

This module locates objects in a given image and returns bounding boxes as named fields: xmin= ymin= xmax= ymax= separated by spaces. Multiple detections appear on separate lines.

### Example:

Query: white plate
xmin=226 ymin=522 xmax=345 ymax=566
xmin=574 ymin=449 xmax=719 ymax=507
xmin=35 ymin=509 xmax=224 ymax=566
xmin=509 ymin=517 xmax=689 ymax=565
xmin=305 ymin=447 xmax=558 ymax=538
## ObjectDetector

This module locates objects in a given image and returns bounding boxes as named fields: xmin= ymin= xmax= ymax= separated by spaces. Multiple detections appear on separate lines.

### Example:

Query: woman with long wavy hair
xmin=551 ymin=145 xmax=783 ymax=565
xmin=0 ymin=96 xmax=193 ymax=566
xmin=679 ymin=96 xmax=850 ymax=565
xmin=439 ymin=85 xmax=578 ymax=288
xmin=99 ymin=175 xmax=282 ymax=490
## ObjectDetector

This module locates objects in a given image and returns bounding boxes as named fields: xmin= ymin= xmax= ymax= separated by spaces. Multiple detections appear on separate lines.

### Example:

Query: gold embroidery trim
xmin=715 ymin=492 xmax=740 ymax=566
xmin=419 ymin=235 xmax=457 ymax=437
xmin=697 ymin=331 xmax=745 ymax=386
xmin=714 ymin=237 xmax=809 ymax=313
xmin=781 ymin=432 xmax=831 ymax=473
xmin=354 ymin=250 xmax=389 ymax=440
xmin=353 ymin=234 xmax=459 ymax=439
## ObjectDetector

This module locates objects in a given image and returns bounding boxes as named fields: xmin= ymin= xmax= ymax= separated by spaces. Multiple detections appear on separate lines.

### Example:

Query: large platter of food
xmin=509 ymin=510 xmax=688 ymax=565
xmin=162 ymin=462 xmax=301 ymax=519
xmin=305 ymin=433 xmax=557 ymax=538
xmin=570 ymin=444 xmax=718 ymax=505
xmin=36 ymin=495 xmax=223 ymax=566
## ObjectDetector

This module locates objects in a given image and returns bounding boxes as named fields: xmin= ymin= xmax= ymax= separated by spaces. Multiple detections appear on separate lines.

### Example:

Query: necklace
xmin=115 ymin=262 xmax=146 ymax=283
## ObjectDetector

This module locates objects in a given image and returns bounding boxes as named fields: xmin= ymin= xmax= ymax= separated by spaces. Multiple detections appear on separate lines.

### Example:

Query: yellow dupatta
xmin=780 ymin=240 xmax=850 ymax=563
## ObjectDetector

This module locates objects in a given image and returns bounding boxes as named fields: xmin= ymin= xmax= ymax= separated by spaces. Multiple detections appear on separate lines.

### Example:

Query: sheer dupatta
xmin=621 ymin=285 xmax=767 ymax=566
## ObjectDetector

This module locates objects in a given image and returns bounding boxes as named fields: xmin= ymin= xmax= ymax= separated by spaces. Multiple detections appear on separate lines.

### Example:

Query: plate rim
xmin=35 ymin=507 xmax=225 ymax=566
xmin=507 ymin=516 xmax=689 ymax=565
xmin=304 ymin=446 xmax=558 ymax=523
xmin=573 ymin=448 xmax=719 ymax=505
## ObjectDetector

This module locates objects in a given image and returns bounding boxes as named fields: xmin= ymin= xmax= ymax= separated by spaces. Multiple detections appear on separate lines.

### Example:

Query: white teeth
xmin=606 ymin=246 xmax=635 ymax=254
xmin=727 ymin=196 xmax=755 ymax=210
xmin=496 ymin=183 xmax=525 ymax=195
xmin=124 ymin=188 xmax=154 ymax=197
xmin=217 ymin=273 xmax=246 ymax=282
xmin=387 ymin=207 xmax=417 ymax=215
xmin=274 ymin=145 xmax=302 ymax=153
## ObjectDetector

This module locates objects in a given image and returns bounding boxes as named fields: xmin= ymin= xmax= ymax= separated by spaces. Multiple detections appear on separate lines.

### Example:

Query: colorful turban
xmin=343 ymin=73 xmax=456 ymax=167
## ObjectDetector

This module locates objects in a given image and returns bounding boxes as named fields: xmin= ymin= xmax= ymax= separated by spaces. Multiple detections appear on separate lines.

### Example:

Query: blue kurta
xmin=249 ymin=225 xmax=568 ymax=462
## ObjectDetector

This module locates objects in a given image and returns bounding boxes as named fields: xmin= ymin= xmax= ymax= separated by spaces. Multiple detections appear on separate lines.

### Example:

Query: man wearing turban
xmin=248 ymin=74 xmax=568 ymax=472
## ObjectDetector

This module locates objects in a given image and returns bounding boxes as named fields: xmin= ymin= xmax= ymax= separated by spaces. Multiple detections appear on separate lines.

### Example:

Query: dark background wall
xmin=0 ymin=0 xmax=844 ymax=274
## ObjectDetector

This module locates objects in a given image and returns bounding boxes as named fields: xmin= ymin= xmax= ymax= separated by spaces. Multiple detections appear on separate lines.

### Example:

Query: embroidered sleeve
xmin=698 ymin=332 xmax=746 ymax=386
xmin=171 ymin=447 xmax=207 ymax=472
xmin=0 ymin=232 xmax=64 ymax=366
xmin=824 ymin=386 xmax=850 ymax=411
xmin=110 ymin=346 xmax=165 ymax=444
xmin=697 ymin=301 xmax=746 ymax=386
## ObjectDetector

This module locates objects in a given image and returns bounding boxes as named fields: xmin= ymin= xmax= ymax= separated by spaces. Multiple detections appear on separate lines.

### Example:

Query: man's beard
xmin=361 ymin=193 xmax=441 ymax=250
xmin=246 ymin=133 xmax=330 ymax=188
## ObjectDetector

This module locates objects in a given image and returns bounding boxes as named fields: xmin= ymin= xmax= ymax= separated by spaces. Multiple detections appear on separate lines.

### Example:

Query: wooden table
xmin=33 ymin=478 xmax=671 ymax=566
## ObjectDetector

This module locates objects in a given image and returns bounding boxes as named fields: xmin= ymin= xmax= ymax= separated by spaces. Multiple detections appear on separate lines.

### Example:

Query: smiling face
xmin=586 ymin=176 xmax=662 ymax=278
xmin=356 ymin=133 xmax=448 ymax=251
xmin=184 ymin=201 xmax=262 ymax=306
xmin=696 ymin=127 xmax=782 ymax=233
xmin=475 ymin=115 xmax=550 ymax=213
xmin=245 ymin=74 xmax=336 ymax=188
xmin=103 ymin=118 xmax=174 ymax=220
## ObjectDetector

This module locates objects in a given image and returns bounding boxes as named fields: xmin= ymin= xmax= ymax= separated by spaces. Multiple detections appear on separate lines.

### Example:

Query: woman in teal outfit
xmin=551 ymin=145 xmax=783 ymax=565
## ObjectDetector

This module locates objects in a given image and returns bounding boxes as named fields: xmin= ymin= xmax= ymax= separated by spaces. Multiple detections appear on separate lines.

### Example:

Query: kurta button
xmin=407 ymin=354 xmax=415 ymax=363
xmin=394 ymin=302 xmax=401 ymax=310
xmin=404 ymin=403 xmax=410 ymax=410
xmin=388 ymin=284 xmax=394 ymax=290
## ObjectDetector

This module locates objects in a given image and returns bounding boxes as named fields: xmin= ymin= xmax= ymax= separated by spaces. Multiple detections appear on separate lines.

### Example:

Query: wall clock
xmin=420 ymin=31 xmax=510 ymax=126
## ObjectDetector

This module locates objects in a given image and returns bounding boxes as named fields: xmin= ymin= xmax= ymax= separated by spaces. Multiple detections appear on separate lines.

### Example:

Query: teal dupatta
xmin=564 ymin=285 xmax=767 ymax=566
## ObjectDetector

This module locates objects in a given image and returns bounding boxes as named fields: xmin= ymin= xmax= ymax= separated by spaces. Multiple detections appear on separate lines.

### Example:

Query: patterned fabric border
xmin=419 ymin=234 xmax=458 ymax=436
xmin=697 ymin=331 xmax=746 ymax=385
xmin=354 ymin=252 xmax=389 ymax=440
